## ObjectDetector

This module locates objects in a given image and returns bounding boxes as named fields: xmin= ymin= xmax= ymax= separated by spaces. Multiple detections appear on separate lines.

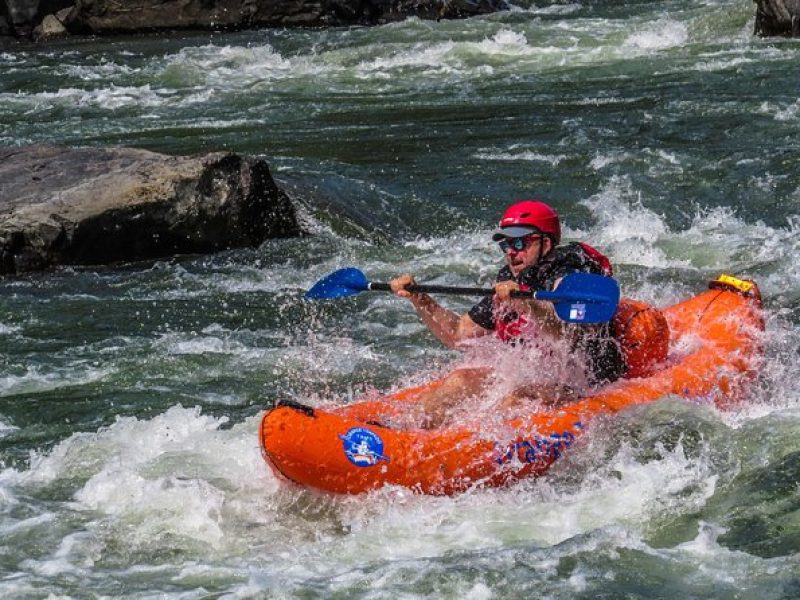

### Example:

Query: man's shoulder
xmin=534 ymin=241 xmax=611 ymax=288
xmin=545 ymin=242 xmax=592 ymax=267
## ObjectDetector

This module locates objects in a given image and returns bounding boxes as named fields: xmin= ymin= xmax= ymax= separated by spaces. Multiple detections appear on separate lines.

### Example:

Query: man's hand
xmin=493 ymin=280 xmax=520 ymax=302
xmin=390 ymin=273 xmax=417 ymax=298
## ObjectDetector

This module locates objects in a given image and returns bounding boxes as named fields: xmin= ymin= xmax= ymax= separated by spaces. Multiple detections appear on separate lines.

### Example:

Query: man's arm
xmin=493 ymin=280 xmax=564 ymax=337
xmin=391 ymin=274 xmax=491 ymax=349
xmin=408 ymin=294 xmax=488 ymax=348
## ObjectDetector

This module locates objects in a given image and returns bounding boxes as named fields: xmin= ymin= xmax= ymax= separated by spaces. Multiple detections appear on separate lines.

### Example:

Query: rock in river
xmin=0 ymin=145 xmax=300 ymax=275
xmin=1 ymin=0 xmax=510 ymax=39
xmin=754 ymin=0 xmax=800 ymax=36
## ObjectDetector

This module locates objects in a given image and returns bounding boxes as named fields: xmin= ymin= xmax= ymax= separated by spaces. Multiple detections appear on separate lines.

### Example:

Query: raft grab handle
xmin=709 ymin=274 xmax=757 ymax=297
xmin=275 ymin=399 xmax=316 ymax=417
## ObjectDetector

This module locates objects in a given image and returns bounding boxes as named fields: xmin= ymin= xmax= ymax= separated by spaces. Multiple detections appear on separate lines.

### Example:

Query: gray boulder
xmin=32 ymin=12 xmax=67 ymax=39
xmin=754 ymin=0 xmax=800 ymax=36
xmin=0 ymin=145 xmax=300 ymax=274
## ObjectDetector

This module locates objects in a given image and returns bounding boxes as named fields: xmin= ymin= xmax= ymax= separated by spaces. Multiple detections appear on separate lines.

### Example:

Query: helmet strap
xmin=535 ymin=232 xmax=549 ymax=262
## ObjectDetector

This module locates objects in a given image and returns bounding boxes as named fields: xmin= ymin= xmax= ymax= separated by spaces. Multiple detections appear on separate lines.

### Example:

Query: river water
xmin=1 ymin=0 xmax=800 ymax=597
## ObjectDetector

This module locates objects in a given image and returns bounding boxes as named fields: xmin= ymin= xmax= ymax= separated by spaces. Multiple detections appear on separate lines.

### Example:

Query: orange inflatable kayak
xmin=259 ymin=274 xmax=764 ymax=496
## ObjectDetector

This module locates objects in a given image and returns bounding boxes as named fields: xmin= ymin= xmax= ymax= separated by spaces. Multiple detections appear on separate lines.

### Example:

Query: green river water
xmin=1 ymin=0 xmax=800 ymax=597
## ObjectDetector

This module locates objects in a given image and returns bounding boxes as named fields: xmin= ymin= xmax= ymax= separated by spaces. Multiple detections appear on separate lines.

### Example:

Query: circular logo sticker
xmin=339 ymin=427 xmax=390 ymax=467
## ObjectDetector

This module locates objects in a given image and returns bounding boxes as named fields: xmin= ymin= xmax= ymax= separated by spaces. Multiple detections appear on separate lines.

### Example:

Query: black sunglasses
xmin=498 ymin=235 xmax=537 ymax=253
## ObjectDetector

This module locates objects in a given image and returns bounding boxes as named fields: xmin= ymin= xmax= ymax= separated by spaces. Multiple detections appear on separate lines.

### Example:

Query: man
xmin=390 ymin=200 xmax=623 ymax=427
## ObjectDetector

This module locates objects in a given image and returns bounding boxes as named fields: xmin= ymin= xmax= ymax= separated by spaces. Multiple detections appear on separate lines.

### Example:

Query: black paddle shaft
xmin=368 ymin=282 xmax=531 ymax=298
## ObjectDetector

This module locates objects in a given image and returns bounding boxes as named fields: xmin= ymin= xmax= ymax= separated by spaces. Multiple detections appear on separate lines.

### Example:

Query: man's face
xmin=499 ymin=234 xmax=551 ymax=277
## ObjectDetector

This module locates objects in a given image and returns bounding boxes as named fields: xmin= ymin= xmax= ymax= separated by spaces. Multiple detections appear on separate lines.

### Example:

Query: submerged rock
xmin=754 ymin=0 xmax=800 ymax=36
xmin=0 ymin=145 xmax=300 ymax=274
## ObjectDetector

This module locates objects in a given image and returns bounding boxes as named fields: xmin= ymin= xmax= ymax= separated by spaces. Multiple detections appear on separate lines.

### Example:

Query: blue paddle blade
xmin=304 ymin=267 xmax=370 ymax=300
xmin=536 ymin=273 xmax=620 ymax=324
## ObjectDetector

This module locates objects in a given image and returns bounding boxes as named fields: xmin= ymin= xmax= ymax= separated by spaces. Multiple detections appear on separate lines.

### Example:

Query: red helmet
xmin=492 ymin=200 xmax=561 ymax=245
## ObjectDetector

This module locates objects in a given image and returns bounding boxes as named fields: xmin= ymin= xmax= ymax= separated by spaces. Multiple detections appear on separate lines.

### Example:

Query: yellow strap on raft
xmin=709 ymin=273 xmax=755 ymax=296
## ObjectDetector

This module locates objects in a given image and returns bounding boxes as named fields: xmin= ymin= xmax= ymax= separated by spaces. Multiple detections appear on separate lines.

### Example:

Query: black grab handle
xmin=275 ymin=399 xmax=316 ymax=417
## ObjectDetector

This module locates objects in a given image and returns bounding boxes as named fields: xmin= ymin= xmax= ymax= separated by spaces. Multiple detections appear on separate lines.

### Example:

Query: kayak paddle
xmin=305 ymin=268 xmax=619 ymax=324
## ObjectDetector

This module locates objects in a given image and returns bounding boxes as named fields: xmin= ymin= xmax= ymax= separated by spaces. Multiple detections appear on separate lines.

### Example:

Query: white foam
xmin=0 ymin=418 xmax=18 ymax=438
xmin=162 ymin=42 xmax=327 ymax=88
xmin=571 ymin=176 xmax=800 ymax=285
xmin=473 ymin=145 xmax=568 ymax=166
xmin=6 ymin=84 xmax=177 ymax=110
xmin=351 ymin=27 xmax=592 ymax=80
xmin=0 ymin=322 xmax=21 ymax=335
xmin=20 ymin=531 xmax=95 ymax=577
xmin=1 ymin=16 xmax=742 ymax=122
xmin=356 ymin=41 xmax=459 ymax=77
xmin=674 ymin=206 xmax=791 ymax=275
xmin=475 ymin=29 xmax=532 ymax=55
xmin=157 ymin=332 xmax=255 ymax=357
xmin=573 ymin=178 xmax=678 ymax=270
xmin=694 ymin=55 xmax=754 ymax=72
xmin=724 ymin=311 xmax=800 ymax=426
xmin=63 ymin=62 xmax=138 ymax=81
xmin=525 ymin=3 xmax=582 ymax=16
xmin=352 ymin=28 xmax=543 ymax=79
xmin=276 ymin=334 xmax=383 ymax=386
xmin=624 ymin=20 xmax=689 ymax=51
xmin=535 ymin=440 xmax=716 ymax=545
xmin=288 ymin=431 xmax=719 ymax=574
xmin=76 ymin=470 xmax=228 ymax=548
xmin=645 ymin=520 xmax=793 ymax=586
xmin=0 ymin=513 xmax=55 ymax=536
xmin=590 ymin=151 xmax=632 ymax=170
xmin=759 ymin=99 xmax=800 ymax=122
xmin=0 ymin=365 xmax=112 ymax=398
xmin=131 ymin=263 xmax=303 ymax=299
xmin=3 ymin=406 xmax=276 ymax=554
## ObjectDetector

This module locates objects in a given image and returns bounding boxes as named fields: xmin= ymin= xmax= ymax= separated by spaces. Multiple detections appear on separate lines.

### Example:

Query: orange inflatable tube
xmin=613 ymin=298 xmax=671 ymax=378
xmin=260 ymin=274 xmax=764 ymax=496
